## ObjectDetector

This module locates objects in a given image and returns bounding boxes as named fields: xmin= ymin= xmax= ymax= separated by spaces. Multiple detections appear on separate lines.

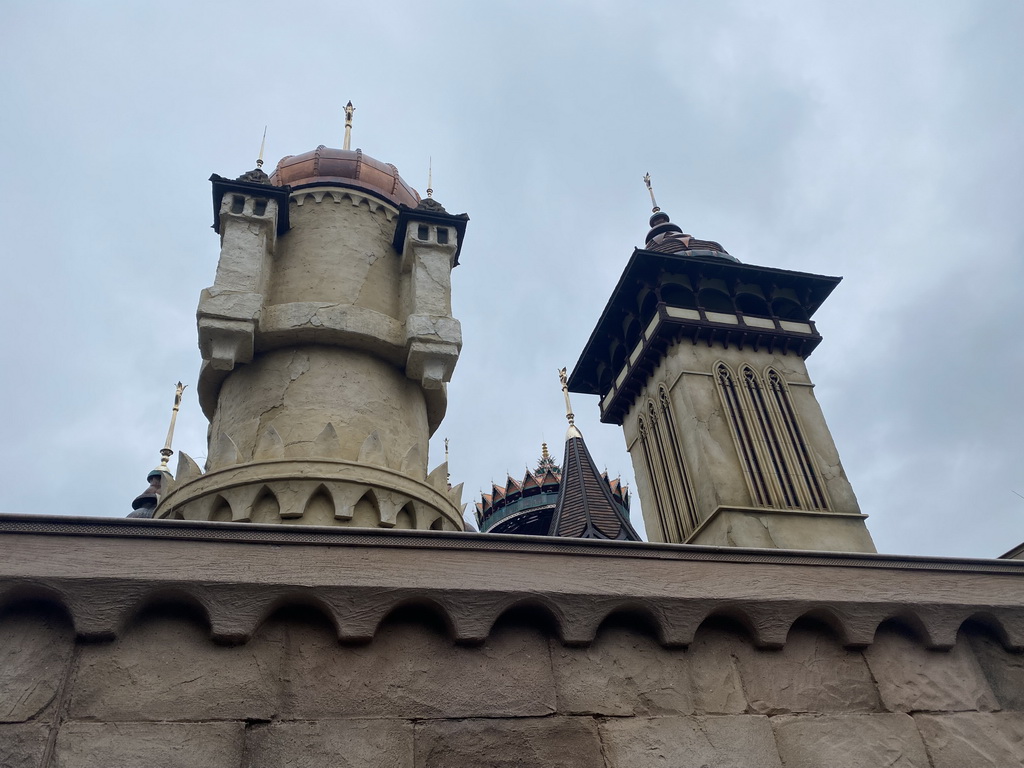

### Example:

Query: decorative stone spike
xmin=175 ymin=451 xmax=203 ymax=483
xmin=253 ymin=425 xmax=285 ymax=461
xmin=448 ymin=482 xmax=464 ymax=506
xmin=323 ymin=482 xmax=368 ymax=521
xmin=220 ymin=484 xmax=266 ymax=522
xmin=427 ymin=462 xmax=448 ymax=492
xmin=273 ymin=480 xmax=325 ymax=520
xmin=375 ymin=490 xmax=410 ymax=528
xmin=400 ymin=444 xmax=425 ymax=480
xmin=208 ymin=433 xmax=239 ymax=471
xmin=312 ymin=423 xmax=344 ymax=459
xmin=357 ymin=431 xmax=387 ymax=467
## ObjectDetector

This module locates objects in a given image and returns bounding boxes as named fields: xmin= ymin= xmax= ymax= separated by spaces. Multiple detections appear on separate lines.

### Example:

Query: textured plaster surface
xmin=210 ymin=346 xmax=428 ymax=472
xmin=244 ymin=719 xmax=415 ymax=768
xmin=0 ymin=606 xmax=73 ymax=723
xmin=771 ymin=713 xmax=931 ymax=768
xmin=271 ymin=195 xmax=400 ymax=317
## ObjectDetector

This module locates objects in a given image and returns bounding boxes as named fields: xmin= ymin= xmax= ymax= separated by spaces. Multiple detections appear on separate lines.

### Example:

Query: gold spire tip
xmin=644 ymin=172 xmax=660 ymax=214
xmin=427 ymin=156 xmax=433 ymax=199
xmin=257 ymin=126 xmax=267 ymax=168
xmin=343 ymin=100 xmax=355 ymax=151
xmin=158 ymin=382 xmax=187 ymax=472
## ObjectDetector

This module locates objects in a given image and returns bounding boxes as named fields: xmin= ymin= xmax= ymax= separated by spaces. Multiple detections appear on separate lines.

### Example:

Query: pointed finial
xmin=427 ymin=156 xmax=433 ymax=199
xmin=541 ymin=442 xmax=550 ymax=460
xmin=559 ymin=367 xmax=575 ymax=428
xmin=644 ymin=172 xmax=660 ymax=213
xmin=444 ymin=437 xmax=450 ymax=488
xmin=256 ymin=126 xmax=267 ymax=169
xmin=158 ymin=382 xmax=187 ymax=472
xmin=343 ymin=101 xmax=355 ymax=151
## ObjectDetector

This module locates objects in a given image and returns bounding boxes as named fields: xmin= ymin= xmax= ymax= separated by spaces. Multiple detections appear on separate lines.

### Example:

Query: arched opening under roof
xmin=736 ymin=292 xmax=771 ymax=317
xmin=771 ymin=297 xmax=808 ymax=321
xmin=638 ymin=289 xmax=659 ymax=325
xmin=661 ymin=282 xmax=697 ymax=309
xmin=698 ymin=287 xmax=734 ymax=314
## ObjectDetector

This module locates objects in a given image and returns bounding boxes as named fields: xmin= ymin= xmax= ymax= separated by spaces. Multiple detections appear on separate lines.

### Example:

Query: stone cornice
xmin=1 ymin=514 xmax=1022 ymax=651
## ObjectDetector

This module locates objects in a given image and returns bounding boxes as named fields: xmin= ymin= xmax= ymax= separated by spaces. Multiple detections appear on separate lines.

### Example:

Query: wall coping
xmin=1 ymin=514 xmax=1022 ymax=651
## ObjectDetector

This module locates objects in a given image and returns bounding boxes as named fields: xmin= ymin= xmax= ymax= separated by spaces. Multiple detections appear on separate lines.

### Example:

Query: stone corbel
xmin=198 ymin=316 xmax=255 ymax=371
xmin=405 ymin=315 xmax=462 ymax=389
xmin=197 ymin=288 xmax=262 ymax=372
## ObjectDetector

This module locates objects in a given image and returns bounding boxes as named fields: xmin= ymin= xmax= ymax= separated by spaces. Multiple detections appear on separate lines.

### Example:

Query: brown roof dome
xmin=270 ymin=146 xmax=420 ymax=207
xmin=644 ymin=210 xmax=739 ymax=262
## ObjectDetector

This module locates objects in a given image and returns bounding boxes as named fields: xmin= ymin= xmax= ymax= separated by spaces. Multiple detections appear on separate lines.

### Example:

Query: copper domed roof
xmin=270 ymin=146 xmax=420 ymax=208
xmin=644 ymin=210 xmax=739 ymax=263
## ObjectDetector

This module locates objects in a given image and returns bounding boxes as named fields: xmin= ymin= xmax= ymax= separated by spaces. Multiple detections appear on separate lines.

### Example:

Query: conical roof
xmin=548 ymin=427 xmax=640 ymax=540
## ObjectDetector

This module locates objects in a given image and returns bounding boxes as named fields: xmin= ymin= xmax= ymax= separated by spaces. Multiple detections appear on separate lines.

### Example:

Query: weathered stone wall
xmin=3 ymin=601 xmax=1022 ymax=767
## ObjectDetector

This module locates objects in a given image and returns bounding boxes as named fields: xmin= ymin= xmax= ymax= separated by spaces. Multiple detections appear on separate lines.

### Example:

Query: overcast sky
xmin=1 ymin=1 xmax=1022 ymax=558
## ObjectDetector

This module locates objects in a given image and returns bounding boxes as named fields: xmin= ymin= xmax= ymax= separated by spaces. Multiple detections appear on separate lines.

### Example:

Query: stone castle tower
xmin=153 ymin=123 xmax=469 ymax=531
xmin=569 ymin=200 xmax=876 ymax=553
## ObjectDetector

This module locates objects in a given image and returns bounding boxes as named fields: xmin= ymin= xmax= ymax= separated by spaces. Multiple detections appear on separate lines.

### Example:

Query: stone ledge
xmin=1 ymin=514 xmax=1023 ymax=649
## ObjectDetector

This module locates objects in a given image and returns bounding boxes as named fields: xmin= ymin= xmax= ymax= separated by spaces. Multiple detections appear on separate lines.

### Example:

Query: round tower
xmin=156 ymin=125 xmax=469 ymax=530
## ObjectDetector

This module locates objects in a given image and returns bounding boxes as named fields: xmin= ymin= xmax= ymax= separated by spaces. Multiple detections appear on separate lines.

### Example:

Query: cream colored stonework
xmin=169 ymin=183 xmax=464 ymax=529
xmin=623 ymin=341 xmax=874 ymax=552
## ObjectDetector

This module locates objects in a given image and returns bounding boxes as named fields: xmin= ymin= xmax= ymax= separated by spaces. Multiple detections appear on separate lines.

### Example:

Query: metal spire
xmin=257 ymin=126 xmax=267 ymax=169
xmin=558 ymin=367 xmax=579 ymax=436
xmin=444 ymin=437 xmax=450 ymax=488
xmin=343 ymin=101 xmax=355 ymax=151
xmin=644 ymin=172 xmax=660 ymax=213
xmin=427 ymin=156 xmax=433 ymax=199
xmin=158 ymin=382 xmax=187 ymax=472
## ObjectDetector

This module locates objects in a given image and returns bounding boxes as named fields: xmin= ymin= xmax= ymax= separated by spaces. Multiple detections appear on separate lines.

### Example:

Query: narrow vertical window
xmin=647 ymin=401 xmax=684 ymax=541
xmin=766 ymin=369 xmax=829 ymax=510
xmin=742 ymin=366 xmax=799 ymax=508
xmin=659 ymin=386 xmax=700 ymax=533
xmin=638 ymin=416 xmax=674 ymax=542
xmin=716 ymin=363 xmax=772 ymax=506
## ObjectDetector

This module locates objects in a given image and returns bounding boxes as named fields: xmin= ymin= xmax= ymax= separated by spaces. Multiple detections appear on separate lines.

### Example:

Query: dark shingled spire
xmin=548 ymin=428 xmax=640 ymax=541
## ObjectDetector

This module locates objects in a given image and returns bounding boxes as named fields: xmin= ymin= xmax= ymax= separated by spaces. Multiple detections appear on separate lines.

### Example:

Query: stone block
xmin=70 ymin=610 xmax=285 ymax=721
xmin=551 ymin=625 xmax=695 ymax=716
xmin=283 ymin=617 xmax=555 ymax=719
xmin=0 ymin=606 xmax=74 ymax=722
xmin=966 ymin=627 xmax=1024 ymax=710
xmin=414 ymin=717 xmax=603 ymax=768
xmin=0 ymin=723 xmax=50 ymax=768
xmin=244 ymin=719 xmax=413 ymax=768
xmin=54 ymin=722 xmax=244 ymax=768
xmin=600 ymin=715 xmax=782 ymax=768
xmin=736 ymin=623 xmax=881 ymax=714
xmin=685 ymin=623 xmax=750 ymax=714
xmin=864 ymin=624 xmax=997 ymax=712
xmin=915 ymin=712 xmax=1024 ymax=768
xmin=772 ymin=713 xmax=930 ymax=768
